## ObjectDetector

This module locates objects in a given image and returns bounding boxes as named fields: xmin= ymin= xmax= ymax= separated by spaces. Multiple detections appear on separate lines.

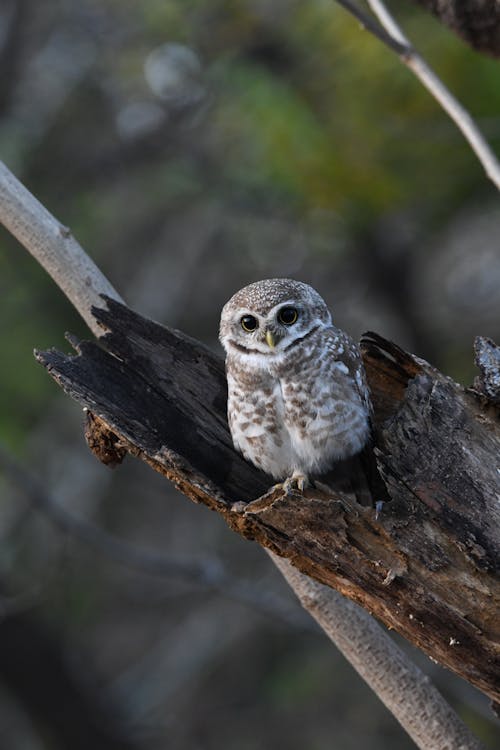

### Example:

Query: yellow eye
xmin=278 ymin=307 xmax=298 ymax=325
xmin=241 ymin=315 xmax=258 ymax=332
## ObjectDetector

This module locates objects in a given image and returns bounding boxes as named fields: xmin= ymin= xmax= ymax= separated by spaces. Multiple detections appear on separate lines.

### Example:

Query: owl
xmin=219 ymin=278 xmax=372 ymax=492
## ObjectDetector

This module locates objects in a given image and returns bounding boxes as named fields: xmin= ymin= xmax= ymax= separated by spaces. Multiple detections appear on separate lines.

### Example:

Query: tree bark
xmin=36 ymin=298 xmax=500 ymax=704
xmin=3 ymin=158 xmax=483 ymax=747
xmin=413 ymin=0 xmax=500 ymax=57
xmin=271 ymin=554 xmax=486 ymax=750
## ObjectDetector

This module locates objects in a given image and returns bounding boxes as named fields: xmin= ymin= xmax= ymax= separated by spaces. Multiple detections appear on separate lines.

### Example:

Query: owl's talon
xmin=277 ymin=473 xmax=309 ymax=495
xmin=296 ymin=474 xmax=308 ymax=492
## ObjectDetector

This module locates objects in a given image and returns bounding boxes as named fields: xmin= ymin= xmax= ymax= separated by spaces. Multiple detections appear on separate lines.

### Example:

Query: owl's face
xmin=219 ymin=278 xmax=332 ymax=357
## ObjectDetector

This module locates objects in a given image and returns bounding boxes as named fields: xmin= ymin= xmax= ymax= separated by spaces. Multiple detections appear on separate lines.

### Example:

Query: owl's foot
xmin=375 ymin=500 xmax=385 ymax=520
xmin=279 ymin=472 xmax=309 ymax=495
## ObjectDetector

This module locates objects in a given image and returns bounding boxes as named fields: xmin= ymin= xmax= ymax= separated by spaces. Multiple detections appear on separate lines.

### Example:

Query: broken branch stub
xmin=474 ymin=336 xmax=500 ymax=405
xmin=35 ymin=298 xmax=500 ymax=702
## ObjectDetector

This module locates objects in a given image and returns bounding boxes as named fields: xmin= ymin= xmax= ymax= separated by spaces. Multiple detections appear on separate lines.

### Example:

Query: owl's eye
xmin=241 ymin=315 xmax=258 ymax=332
xmin=278 ymin=306 xmax=298 ymax=326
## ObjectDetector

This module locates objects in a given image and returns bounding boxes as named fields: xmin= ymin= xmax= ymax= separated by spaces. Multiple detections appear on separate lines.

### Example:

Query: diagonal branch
xmin=333 ymin=0 xmax=407 ymax=53
xmin=271 ymin=553 xmax=485 ymax=750
xmin=0 ymin=159 xmax=493 ymax=749
xmin=334 ymin=0 xmax=500 ymax=190
xmin=0 ymin=161 xmax=122 ymax=337
xmin=32 ymin=295 xmax=500 ymax=710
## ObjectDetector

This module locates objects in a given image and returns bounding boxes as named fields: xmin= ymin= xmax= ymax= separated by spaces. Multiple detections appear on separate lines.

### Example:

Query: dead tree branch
xmin=0 ymin=161 xmax=494 ymax=747
xmin=33 ymin=298 xmax=500 ymax=710
xmin=271 ymin=553 xmax=486 ymax=750
xmin=334 ymin=0 xmax=500 ymax=190
xmin=412 ymin=0 xmax=500 ymax=57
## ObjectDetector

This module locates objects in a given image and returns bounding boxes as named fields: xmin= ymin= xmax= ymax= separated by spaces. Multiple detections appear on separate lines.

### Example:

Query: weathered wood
xmin=413 ymin=0 xmax=500 ymax=58
xmin=35 ymin=298 xmax=500 ymax=702
xmin=475 ymin=336 xmax=500 ymax=404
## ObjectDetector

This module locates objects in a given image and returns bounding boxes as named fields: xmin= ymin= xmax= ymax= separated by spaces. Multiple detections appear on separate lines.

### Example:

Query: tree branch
xmin=0 ymin=162 xmax=492 ymax=748
xmin=333 ymin=0 xmax=500 ymax=190
xmin=32 ymin=296 xmax=499 ymax=708
xmin=0 ymin=161 xmax=123 ymax=337
xmin=412 ymin=0 xmax=500 ymax=58
xmin=333 ymin=0 xmax=408 ymax=54
xmin=271 ymin=553 xmax=485 ymax=750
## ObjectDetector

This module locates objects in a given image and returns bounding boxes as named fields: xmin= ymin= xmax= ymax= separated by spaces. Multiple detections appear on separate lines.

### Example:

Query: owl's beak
xmin=265 ymin=330 xmax=276 ymax=349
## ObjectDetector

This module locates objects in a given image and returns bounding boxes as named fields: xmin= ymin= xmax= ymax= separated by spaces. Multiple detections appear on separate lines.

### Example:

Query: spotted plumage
xmin=219 ymin=278 xmax=371 ymax=490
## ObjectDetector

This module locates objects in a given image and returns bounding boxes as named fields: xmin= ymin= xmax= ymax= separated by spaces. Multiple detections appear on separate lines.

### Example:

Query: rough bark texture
xmin=271 ymin=554 xmax=486 ymax=750
xmin=36 ymin=298 xmax=500 ymax=702
xmin=475 ymin=336 xmax=500 ymax=404
xmin=413 ymin=0 xmax=500 ymax=57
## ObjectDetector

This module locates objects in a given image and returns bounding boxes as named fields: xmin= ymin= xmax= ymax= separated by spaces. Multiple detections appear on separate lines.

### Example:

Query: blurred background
xmin=1 ymin=1 xmax=500 ymax=748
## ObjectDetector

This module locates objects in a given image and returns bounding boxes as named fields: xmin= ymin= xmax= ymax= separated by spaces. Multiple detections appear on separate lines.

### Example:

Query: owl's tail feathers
xmin=357 ymin=442 xmax=391 ymax=509
xmin=315 ymin=445 xmax=390 ymax=509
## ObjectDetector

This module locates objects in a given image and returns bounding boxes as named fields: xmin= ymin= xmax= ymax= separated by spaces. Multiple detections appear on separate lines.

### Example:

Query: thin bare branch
xmin=272 ymin=553 xmax=485 ymax=750
xmin=334 ymin=0 xmax=407 ymax=53
xmin=0 ymin=161 xmax=123 ymax=337
xmin=333 ymin=0 xmax=500 ymax=190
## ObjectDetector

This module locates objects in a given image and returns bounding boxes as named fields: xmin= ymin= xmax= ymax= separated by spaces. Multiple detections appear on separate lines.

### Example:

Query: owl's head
xmin=219 ymin=278 xmax=332 ymax=356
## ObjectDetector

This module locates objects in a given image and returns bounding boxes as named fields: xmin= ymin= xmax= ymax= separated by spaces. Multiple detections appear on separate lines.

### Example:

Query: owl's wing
xmin=325 ymin=328 xmax=372 ymax=416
